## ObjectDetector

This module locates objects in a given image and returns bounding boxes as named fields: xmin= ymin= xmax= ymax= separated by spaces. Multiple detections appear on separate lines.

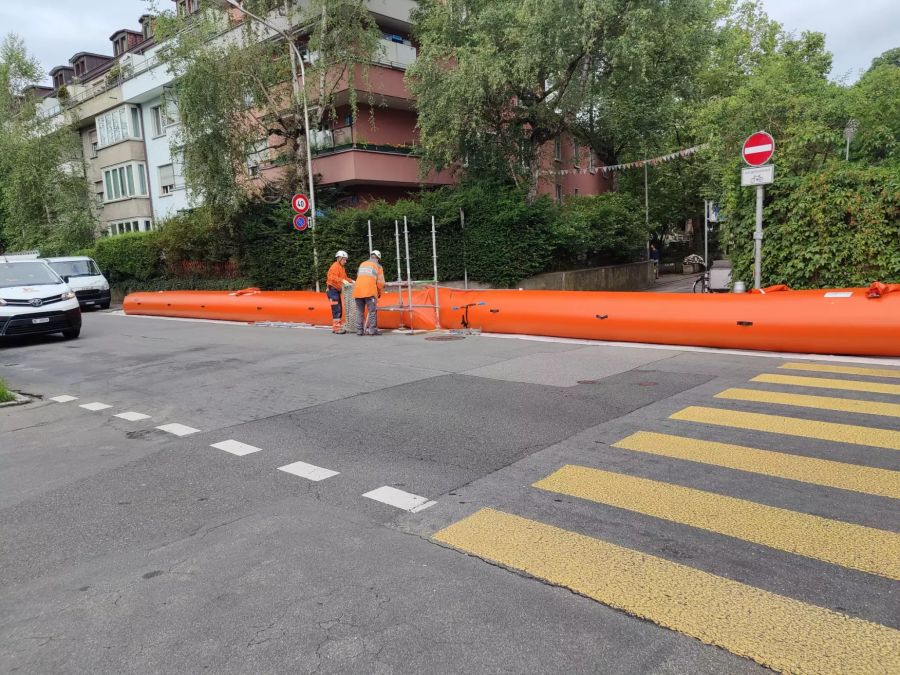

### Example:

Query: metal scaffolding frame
xmin=360 ymin=215 xmax=442 ymax=333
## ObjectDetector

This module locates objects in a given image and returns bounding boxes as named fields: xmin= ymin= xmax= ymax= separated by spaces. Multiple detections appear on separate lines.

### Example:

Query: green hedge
xmin=69 ymin=183 xmax=652 ymax=291
xmin=725 ymin=162 xmax=900 ymax=288
xmin=91 ymin=231 xmax=163 ymax=283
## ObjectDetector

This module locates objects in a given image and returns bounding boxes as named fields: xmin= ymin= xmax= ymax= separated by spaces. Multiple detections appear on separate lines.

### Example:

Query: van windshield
xmin=48 ymin=259 xmax=100 ymax=278
xmin=0 ymin=261 xmax=63 ymax=288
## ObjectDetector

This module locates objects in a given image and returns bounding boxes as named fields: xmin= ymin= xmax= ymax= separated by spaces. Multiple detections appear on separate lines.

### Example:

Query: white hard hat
xmin=371 ymin=250 xmax=381 ymax=259
xmin=335 ymin=250 xmax=348 ymax=259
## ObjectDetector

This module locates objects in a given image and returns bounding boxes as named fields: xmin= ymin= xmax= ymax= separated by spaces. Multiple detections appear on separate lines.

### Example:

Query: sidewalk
xmin=645 ymin=273 xmax=698 ymax=293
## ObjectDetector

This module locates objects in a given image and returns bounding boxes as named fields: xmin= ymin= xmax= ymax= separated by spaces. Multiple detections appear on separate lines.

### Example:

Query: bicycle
xmin=692 ymin=270 xmax=711 ymax=293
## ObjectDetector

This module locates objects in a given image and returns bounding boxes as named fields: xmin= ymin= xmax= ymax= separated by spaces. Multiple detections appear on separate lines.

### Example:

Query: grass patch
xmin=0 ymin=378 xmax=14 ymax=404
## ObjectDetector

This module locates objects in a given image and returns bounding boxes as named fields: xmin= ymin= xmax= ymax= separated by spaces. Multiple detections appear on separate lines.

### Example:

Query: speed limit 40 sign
xmin=292 ymin=193 xmax=310 ymax=213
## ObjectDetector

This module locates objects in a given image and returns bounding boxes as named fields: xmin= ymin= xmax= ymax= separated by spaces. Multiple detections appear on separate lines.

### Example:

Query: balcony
xmin=312 ymin=147 xmax=454 ymax=188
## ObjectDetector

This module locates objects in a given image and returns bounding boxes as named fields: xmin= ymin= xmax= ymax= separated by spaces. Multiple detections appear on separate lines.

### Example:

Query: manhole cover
xmin=425 ymin=335 xmax=466 ymax=341
xmin=577 ymin=379 xmax=601 ymax=385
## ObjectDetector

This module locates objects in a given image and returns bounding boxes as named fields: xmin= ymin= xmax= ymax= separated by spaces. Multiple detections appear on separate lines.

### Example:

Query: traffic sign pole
xmin=742 ymin=131 xmax=775 ymax=290
xmin=754 ymin=186 xmax=764 ymax=290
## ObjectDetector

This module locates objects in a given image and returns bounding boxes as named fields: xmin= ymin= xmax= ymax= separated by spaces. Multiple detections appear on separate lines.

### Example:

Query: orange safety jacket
xmin=326 ymin=261 xmax=351 ymax=291
xmin=352 ymin=259 xmax=384 ymax=298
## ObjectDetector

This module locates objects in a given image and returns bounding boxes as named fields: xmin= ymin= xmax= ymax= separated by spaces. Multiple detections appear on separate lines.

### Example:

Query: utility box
xmin=709 ymin=260 xmax=732 ymax=292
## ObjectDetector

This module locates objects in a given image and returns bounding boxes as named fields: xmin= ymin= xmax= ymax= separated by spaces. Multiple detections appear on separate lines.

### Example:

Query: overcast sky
xmin=2 ymin=0 xmax=898 ymax=85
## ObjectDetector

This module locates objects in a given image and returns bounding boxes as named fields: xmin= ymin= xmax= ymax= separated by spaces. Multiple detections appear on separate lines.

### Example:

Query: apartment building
xmin=41 ymin=0 xmax=606 ymax=237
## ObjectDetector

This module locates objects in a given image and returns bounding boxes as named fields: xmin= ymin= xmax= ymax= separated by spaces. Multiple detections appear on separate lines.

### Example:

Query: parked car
xmin=0 ymin=258 xmax=81 ymax=340
xmin=44 ymin=256 xmax=111 ymax=310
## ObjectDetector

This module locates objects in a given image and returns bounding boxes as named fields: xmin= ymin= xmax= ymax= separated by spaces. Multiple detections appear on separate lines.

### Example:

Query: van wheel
xmin=62 ymin=326 xmax=81 ymax=339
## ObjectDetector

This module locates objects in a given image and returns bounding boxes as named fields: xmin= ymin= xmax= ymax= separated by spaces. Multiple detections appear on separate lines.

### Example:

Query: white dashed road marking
xmin=362 ymin=486 xmax=436 ymax=513
xmin=50 ymin=395 xmax=78 ymax=403
xmin=212 ymin=440 xmax=262 ymax=456
xmin=156 ymin=423 xmax=200 ymax=437
xmin=115 ymin=411 xmax=151 ymax=421
xmin=278 ymin=461 xmax=339 ymax=482
xmin=80 ymin=402 xmax=112 ymax=411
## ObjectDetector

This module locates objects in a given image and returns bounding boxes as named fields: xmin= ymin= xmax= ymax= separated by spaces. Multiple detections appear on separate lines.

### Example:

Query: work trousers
xmin=326 ymin=287 xmax=342 ymax=320
xmin=354 ymin=296 xmax=378 ymax=335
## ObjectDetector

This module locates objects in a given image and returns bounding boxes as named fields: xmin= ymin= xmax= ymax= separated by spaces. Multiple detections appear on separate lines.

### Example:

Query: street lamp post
xmin=219 ymin=0 xmax=321 ymax=291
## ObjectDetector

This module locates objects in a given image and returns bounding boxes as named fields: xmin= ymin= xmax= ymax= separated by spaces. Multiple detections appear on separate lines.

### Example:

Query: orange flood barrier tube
xmin=438 ymin=287 xmax=900 ymax=357
xmin=125 ymin=285 xmax=900 ymax=357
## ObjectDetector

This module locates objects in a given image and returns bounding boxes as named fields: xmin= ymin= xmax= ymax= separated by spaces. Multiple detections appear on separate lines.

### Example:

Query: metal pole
xmin=431 ymin=215 xmax=440 ymax=329
xmin=367 ymin=219 xmax=373 ymax=254
xmin=403 ymin=216 xmax=413 ymax=331
xmin=227 ymin=0 xmax=320 ymax=290
xmin=644 ymin=160 xmax=650 ymax=258
xmin=460 ymin=207 xmax=468 ymax=289
xmin=394 ymin=219 xmax=403 ymax=327
xmin=754 ymin=186 xmax=764 ymax=289
xmin=845 ymin=136 xmax=851 ymax=162
xmin=703 ymin=199 xmax=709 ymax=282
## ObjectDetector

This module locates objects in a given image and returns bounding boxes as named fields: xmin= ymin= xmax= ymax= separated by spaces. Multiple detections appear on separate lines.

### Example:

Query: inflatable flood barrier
xmin=124 ymin=284 xmax=900 ymax=357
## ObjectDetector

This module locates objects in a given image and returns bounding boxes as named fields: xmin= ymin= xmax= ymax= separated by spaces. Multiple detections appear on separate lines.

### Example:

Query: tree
xmin=407 ymin=0 xmax=719 ymax=196
xmin=849 ymin=50 xmax=900 ymax=164
xmin=153 ymin=0 xmax=381 ymax=220
xmin=0 ymin=34 xmax=95 ymax=253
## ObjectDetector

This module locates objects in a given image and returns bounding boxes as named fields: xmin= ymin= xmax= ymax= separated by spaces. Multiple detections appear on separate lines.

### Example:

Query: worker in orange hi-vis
xmin=326 ymin=250 xmax=353 ymax=334
xmin=352 ymin=250 xmax=385 ymax=336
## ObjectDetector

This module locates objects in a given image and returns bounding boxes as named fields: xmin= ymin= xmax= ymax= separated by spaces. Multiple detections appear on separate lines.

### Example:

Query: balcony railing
xmin=310 ymin=126 xmax=416 ymax=157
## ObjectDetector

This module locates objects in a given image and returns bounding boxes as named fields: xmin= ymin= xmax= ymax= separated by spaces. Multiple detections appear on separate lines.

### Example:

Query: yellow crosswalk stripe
xmin=752 ymin=373 xmax=900 ymax=396
xmin=670 ymin=406 xmax=900 ymax=451
xmin=434 ymin=509 xmax=900 ymax=675
xmin=781 ymin=362 xmax=900 ymax=379
xmin=716 ymin=387 xmax=900 ymax=418
xmin=534 ymin=465 xmax=900 ymax=580
xmin=612 ymin=431 xmax=900 ymax=499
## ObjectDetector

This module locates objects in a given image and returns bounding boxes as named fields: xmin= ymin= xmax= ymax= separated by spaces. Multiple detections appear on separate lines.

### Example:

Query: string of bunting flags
xmin=542 ymin=144 xmax=707 ymax=176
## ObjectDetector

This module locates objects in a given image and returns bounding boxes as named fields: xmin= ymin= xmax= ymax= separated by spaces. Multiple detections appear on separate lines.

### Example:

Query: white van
xmin=0 ymin=258 xmax=81 ymax=340
xmin=44 ymin=256 xmax=111 ymax=310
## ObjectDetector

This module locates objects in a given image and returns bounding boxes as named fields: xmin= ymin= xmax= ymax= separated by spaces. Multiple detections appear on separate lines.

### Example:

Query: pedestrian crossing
xmin=433 ymin=361 xmax=900 ymax=674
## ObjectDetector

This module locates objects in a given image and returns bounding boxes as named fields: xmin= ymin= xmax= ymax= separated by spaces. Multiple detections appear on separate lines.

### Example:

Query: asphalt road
xmin=1 ymin=311 xmax=898 ymax=674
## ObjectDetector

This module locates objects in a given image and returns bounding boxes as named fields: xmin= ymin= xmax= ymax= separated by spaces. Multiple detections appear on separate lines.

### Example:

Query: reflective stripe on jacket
xmin=352 ymin=259 xmax=384 ymax=298
xmin=326 ymin=261 xmax=350 ymax=291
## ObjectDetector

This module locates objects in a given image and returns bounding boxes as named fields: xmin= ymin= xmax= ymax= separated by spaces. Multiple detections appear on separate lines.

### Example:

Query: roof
xmin=69 ymin=52 xmax=113 ymax=64
xmin=49 ymin=65 xmax=74 ymax=75
xmin=43 ymin=256 xmax=95 ymax=262
xmin=109 ymin=29 xmax=144 ymax=40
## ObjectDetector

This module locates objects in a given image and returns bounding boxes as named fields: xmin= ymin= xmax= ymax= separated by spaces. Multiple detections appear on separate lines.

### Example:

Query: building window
xmin=158 ymin=164 xmax=176 ymax=195
xmin=573 ymin=141 xmax=580 ymax=167
xmin=106 ymin=219 xmax=153 ymax=237
xmin=103 ymin=162 xmax=148 ymax=202
xmin=150 ymin=106 xmax=163 ymax=136
xmin=94 ymin=181 xmax=104 ymax=205
xmin=554 ymin=137 xmax=562 ymax=161
xmin=89 ymin=130 xmax=98 ymax=158
xmin=588 ymin=152 xmax=595 ymax=172
xmin=246 ymin=140 xmax=269 ymax=177
xmin=179 ymin=0 xmax=200 ymax=16
xmin=555 ymin=184 xmax=563 ymax=203
xmin=96 ymin=105 xmax=142 ymax=148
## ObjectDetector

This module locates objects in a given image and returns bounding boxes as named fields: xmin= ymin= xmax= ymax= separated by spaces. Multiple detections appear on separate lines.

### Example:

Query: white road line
xmin=212 ymin=439 xmax=262 ymax=456
xmin=277 ymin=461 xmax=339 ymax=481
xmin=362 ymin=486 xmax=436 ymax=513
xmin=50 ymin=395 xmax=78 ymax=403
xmin=80 ymin=402 xmax=112 ymax=411
xmin=156 ymin=423 xmax=200 ymax=437
xmin=115 ymin=411 xmax=151 ymax=421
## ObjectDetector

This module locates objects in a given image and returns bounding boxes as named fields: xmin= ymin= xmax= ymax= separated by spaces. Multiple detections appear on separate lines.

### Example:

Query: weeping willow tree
xmin=0 ymin=34 xmax=95 ymax=253
xmin=153 ymin=0 xmax=381 ymax=219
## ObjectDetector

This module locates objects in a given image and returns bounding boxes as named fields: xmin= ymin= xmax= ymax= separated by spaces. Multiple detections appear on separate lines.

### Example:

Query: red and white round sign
xmin=742 ymin=131 xmax=774 ymax=166
xmin=292 ymin=193 xmax=310 ymax=213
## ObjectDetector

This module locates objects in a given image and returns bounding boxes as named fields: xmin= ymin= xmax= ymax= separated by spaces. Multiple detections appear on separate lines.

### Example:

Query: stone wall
xmin=517 ymin=261 xmax=654 ymax=292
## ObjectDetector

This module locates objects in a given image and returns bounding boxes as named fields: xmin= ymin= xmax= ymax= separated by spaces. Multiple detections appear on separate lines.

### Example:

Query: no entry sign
xmin=292 ymin=193 xmax=310 ymax=213
xmin=742 ymin=131 xmax=774 ymax=166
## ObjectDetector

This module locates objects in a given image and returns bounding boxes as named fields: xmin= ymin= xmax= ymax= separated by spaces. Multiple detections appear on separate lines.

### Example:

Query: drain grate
xmin=577 ymin=379 xmax=601 ymax=385
xmin=425 ymin=335 xmax=466 ymax=341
